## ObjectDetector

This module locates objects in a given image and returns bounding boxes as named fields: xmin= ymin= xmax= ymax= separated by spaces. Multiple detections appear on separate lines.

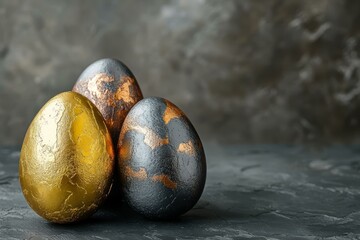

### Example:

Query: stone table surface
xmin=1 ymin=144 xmax=360 ymax=240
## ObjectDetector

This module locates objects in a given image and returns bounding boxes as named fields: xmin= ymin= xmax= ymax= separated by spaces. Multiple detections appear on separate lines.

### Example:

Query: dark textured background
xmin=1 ymin=0 xmax=360 ymax=146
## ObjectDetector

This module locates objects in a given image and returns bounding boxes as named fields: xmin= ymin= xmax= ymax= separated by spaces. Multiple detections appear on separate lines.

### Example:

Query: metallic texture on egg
xmin=118 ymin=97 xmax=206 ymax=219
xmin=73 ymin=58 xmax=143 ymax=144
xmin=19 ymin=92 xmax=115 ymax=223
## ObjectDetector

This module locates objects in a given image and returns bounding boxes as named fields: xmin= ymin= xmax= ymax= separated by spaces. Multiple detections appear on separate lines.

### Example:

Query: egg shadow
xmin=46 ymin=187 xmax=268 ymax=231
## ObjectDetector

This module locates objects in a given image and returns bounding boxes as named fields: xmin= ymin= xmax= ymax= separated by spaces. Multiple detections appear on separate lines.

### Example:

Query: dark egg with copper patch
xmin=73 ymin=58 xmax=143 ymax=144
xmin=118 ymin=97 xmax=206 ymax=219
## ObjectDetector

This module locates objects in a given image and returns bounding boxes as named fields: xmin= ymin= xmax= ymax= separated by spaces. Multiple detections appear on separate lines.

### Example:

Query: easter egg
xmin=19 ymin=92 xmax=114 ymax=223
xmin=118 ymin=97 xmax=206 ymax=219
xmin=73 ymin=58 xmax=143 ymax=144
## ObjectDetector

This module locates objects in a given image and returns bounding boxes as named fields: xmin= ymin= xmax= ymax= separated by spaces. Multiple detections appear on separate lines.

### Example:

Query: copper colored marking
xmin=163 ymin=100 xmax=183 ymax=124
xmin=119 ymin=140 xmax=131 ymax=161
xmin=73 ymin=69 xmax=143 ymax=147
xmin=121 ymin=124 xmax=168 ymax=150
xmin=152 ymin=174 xmax=177 ymax=189
xmin=178 ymin=140 xmax=195 ymax=155
xmin=87 ymin=73 xmax=115 ymax=99
xmin=115 ymin=76 xmax=136 ymax=104
xmin=125 ymin=166 xmax=147 ymax=180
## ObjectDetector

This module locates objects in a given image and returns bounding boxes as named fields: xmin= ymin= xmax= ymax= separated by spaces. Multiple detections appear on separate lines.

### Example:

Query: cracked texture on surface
xmin=1 ymin=144 xmax=360 ymax=238
xmin=18 ymin=92 xmax=114 ymax=223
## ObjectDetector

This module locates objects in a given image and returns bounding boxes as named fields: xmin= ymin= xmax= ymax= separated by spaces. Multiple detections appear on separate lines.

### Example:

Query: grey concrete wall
xmin=0 ymin=0 xmax=360 ymax=146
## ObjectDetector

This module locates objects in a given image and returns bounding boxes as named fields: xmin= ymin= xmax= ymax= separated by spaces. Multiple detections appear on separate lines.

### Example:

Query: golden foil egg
xmin=73 ymin=58 xmax=143 ymax=145
xmin=19 ymin=92 xmax=114 ymax=223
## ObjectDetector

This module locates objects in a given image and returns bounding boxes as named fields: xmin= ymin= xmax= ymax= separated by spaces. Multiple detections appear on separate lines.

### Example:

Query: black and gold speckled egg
xmin=73 ymin=58 xmax=143 ymax=145
xmin=19 ymin=92 xmax=114 ymax=223
xmin=118 ymin=97 xmax=206 ymax=219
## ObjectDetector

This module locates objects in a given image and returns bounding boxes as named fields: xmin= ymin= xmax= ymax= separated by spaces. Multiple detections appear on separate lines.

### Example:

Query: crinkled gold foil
xmin=19 ymin=92 xmax=114 ymax=223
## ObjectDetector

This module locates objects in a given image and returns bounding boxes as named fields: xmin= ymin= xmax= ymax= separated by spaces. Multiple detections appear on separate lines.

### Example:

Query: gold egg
xmin=19 ymin=92 xmax=114 ymax=223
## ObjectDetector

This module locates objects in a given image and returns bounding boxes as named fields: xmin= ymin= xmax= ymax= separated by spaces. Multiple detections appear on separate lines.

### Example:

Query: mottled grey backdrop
xmin=0 ymin=0 xmax=360 ymax=146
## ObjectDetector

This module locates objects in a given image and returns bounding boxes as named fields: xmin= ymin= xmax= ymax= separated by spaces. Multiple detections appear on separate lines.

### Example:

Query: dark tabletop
xmin=1 ymin=144 xmax=360 ymax=239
